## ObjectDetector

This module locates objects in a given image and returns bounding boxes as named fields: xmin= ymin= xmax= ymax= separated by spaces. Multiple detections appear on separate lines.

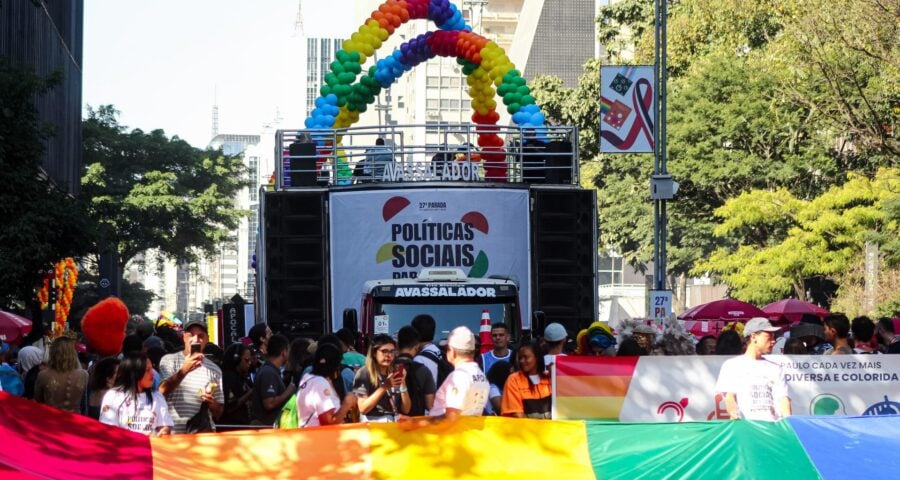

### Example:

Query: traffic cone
xmin=479 ymin=309 xmax=493 ymax=354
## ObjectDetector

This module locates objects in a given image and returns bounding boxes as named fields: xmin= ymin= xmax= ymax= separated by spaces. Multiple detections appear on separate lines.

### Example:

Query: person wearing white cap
xmin=401 ymin=326 xmax=489 ymax=427
xmin=542 ymin=323 xmax=568 ymax=371
xmin=714 ymin=317 xmax=792 ymax=421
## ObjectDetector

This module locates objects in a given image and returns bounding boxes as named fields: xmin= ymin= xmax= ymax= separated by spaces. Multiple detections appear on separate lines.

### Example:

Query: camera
xmin=190 ymin=343 xmax=202 ymax=354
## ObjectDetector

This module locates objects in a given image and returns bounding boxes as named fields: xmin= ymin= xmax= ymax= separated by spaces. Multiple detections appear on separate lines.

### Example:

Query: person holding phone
xmin=353 ymin=334 xmax=410 ymax=422
xmin=158 ymin=319 xmax=224 ymax=433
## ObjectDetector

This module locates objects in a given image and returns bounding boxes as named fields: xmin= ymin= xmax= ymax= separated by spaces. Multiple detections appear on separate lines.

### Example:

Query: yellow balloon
xmin=375 ymin=27 xmax=389 ymax=41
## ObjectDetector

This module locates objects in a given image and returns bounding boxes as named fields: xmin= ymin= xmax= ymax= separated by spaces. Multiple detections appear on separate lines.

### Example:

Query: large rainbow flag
xmin=1 ymin=392 xmax=897 ymax=479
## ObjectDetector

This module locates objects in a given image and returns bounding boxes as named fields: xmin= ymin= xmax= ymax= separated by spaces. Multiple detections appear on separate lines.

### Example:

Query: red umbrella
xmin=762 ymin=299 xmax=829 ymax=325
xmin=678 ymin=299 xmax=766 ymax=338
xmin=0 ymin=310 xmax=33 ymax=344
xmin=678 ymin=298 xmax=766 ymax=321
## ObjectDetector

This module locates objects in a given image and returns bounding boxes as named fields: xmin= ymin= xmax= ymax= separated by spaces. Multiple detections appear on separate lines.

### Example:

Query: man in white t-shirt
xmin=715 ymin=317 xmax=792 ymax=421
xmin=402 ymin=326 xmax=489 ymax=427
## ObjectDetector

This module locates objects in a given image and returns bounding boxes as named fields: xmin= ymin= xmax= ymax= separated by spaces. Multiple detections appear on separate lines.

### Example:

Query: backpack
xmin=276 ymin=393 xmax=299 ymax=429
xmin=419 ymin=349 xmax=454 ymax=387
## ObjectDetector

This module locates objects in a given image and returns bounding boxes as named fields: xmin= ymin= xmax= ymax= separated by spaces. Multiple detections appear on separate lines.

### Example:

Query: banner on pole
xmin=553 ymin=355 xmax=900 ymax=421
xmin=599 ymin=66 xmax=655 ymax=154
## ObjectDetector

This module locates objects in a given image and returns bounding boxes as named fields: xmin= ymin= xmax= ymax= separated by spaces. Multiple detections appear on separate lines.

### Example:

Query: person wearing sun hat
xmin=715 ymin=317 xmax=792 ymax=421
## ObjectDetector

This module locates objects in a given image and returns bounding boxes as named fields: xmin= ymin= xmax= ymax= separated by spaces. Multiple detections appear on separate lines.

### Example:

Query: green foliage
xmin=696 ymin=169 xmax=900 ymax=303
xmin=81 ymin=106 xmax=251 ymax=268
xmin=0 ymin=59 xmax=91 ymax=307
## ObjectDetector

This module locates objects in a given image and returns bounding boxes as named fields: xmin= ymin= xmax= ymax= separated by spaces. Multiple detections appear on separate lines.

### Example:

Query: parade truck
xmin=256 ymin=123 xmax=598 ymax=344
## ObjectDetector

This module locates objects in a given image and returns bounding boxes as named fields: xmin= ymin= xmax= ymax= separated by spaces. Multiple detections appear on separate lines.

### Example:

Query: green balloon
xmin=349 ymin=51 xmax=361 ymax=63
xmin=358 ymin=103 xmax=367 ymax=113
xmin=521 ymin=94 xmax=535 ymax=105
xmin=325 ymin=73 xmax=338 ymax=87
xmin=335 ymin=84 xmax=351 ymax=97
xmin=503 ymin=92 xmax=517 ymax=105
xmin=346 ymin=61 xmax=361 ymax=74
xmin=516 ymin=85 xmax=530 ymax=96
xmin=336 ymin=50 xmax=349 ymax=62
xmin=507 ymin=102 xmax=521 ymax=114
xmin=496 ymin=84 xmax=509 ymax=96
xmin=320 ymin=85 xmax=332 ymax=97
xmin=331 ymin=61 xmax=344 ymax=74
xmin=337 ymin=96 xmax=347 ymax=107
xmin=338 ymin=72 xmax=356 ymax=84
xmin=513 ymin=77 xmax=526 ymax=87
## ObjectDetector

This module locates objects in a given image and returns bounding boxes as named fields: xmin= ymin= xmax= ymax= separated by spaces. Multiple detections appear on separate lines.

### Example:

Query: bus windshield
xmin=373 ymin=301 xmax=517 ymax=342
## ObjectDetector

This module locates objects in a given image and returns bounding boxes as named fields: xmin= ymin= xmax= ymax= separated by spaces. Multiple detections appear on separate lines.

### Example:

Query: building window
xmin=427 ymin=99 xmax=439 ymax=109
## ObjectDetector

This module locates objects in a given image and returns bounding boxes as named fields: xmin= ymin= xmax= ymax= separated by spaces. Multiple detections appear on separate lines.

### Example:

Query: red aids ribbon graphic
xmin=601 ymin=78 xmax=655 ymax=151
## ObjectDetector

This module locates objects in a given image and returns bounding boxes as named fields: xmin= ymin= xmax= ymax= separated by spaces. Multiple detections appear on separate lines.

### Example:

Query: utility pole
xmin=651 ymin=0 xmax=671 ymax=293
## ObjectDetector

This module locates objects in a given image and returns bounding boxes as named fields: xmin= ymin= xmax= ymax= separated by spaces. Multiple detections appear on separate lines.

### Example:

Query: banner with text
xmin=599 ymin=65 xmax=655 ymax=153
xmin=553 ymin=355 xmax=900 ymax=422
xmin=329 ymin=188 xmax=531 ymax=330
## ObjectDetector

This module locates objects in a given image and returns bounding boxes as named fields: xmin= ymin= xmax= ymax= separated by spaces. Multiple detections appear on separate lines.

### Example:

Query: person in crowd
xmin=714 ymin=330 xmax=743 ymax=355
xmin=875 ymin=317 xmax=900 ymax=354
xmin=695 ymin=335 xmax=718 ymax=355
xmin=99 ymin=352 xmax=173 ymax=436
xmin=783 ymin=338 xmax=808 ymax=355
xmin=249 ymin=334 xmax=295 ymax=426
xmin=313 ymin=334 xmax=354 ymax=396
xmin=576 ymin=322 xmax=618 ymax=356
xmin=248 ymin=323 xmax=273 ymax=368
xmin=412 ymin=314 xmax=443 ymax=387
xmin=336 ymin=328 xmax=366 ymax=369
xmin=715 ymin=318 xmax=791 ymax=421
xmin=395 ymin=326 xmax=436 ymax=416
xmin=616 ymin=338 xmax=645 ymax=356
xmin=285 ymin=337 xmax=316 ymax=388
xmin=482 ymin=323 xmax=514 ymax=375
xmin=631 ymin=324 xmax=658 ymax=355
xmin=295 ymin=344 xmax=358 ymax=427
xmin=484 ymin=360 xmax=512 ymax=415
xmin=791 ymin=314 xmax=832 ymax=354
xmin=34 ymin=336 xmax=89 ymax=413
xmin=220 ymin=343 xmax=254 ymax=426
xmin=501 ymin=342 xmax=552 ymax=419
xmin=121 ymin=334 xmax=144 ymax=356
xmin=402 ymin=327 xmax=489 ymax=428
xmin=850 ymin=316 xmax=878 ymax=354
xmin=0 ymin=342 xmax=24 ymax=396
xmin=353 ymin=334 xmax=410 ymax=422
xmin=87 ymin=357 xmax=120 ymax=419
xmin=17 ymin=345 xmax=44 ymax=399
xmin=541 ymin=322 xmax=568 ymax=368
xmin=823 ymin=314 xmax=852 ymax=355
xmin=159 ymin=319 xmax=224 ymax=433
xmin=203 ymin=343 xmax=224 ymax=368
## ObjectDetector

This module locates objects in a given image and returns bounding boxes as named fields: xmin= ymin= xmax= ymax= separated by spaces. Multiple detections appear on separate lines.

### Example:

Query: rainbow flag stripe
xmin=2 ymin=392 xmax=898 ymax=479
xmin=554 ymin=356 xmax=637 ymax=420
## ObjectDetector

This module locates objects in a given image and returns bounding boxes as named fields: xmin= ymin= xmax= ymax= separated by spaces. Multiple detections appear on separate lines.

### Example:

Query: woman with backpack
xmin=295 ymin=344 xmax=357 ymax=427
xmin=99 ymin=352 xmax=173 ymax=436
xmin=353 ymin=334 xmax=411 ymax=422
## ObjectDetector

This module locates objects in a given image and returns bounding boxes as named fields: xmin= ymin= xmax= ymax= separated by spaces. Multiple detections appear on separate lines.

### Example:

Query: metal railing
xmin=273 ymin=123 xmax=579 ymax=189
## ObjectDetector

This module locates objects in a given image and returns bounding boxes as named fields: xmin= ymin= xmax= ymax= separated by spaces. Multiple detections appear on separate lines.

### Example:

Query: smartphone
xmin=190 ymin=343 xmax=202 ymax=354
xmin=394 ymin=363 xmax=405 ymax=377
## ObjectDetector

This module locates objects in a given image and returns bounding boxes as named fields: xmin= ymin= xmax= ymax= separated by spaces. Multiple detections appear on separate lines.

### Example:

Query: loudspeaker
xmin=288 ymin=142 xmax=319 ymax=187
xmin=263 ymin=191 xmax=328 ymax=337
xmin=531 ymin=188 xmax=597 ymax=334
xmin=544 ymin=140 xmax=573 ymax=184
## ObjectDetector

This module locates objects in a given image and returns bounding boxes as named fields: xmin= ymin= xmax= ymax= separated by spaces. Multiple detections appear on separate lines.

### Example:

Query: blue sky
xmin=83 ymin=1 xmax=317 ymax=148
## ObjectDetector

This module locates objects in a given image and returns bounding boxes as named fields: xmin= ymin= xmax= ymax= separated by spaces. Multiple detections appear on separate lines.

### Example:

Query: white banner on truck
xmin=329 ymin=188 xmax=531 ymax=330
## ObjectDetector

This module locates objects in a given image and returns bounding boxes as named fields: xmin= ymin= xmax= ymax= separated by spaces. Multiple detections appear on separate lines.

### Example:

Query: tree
xmin=81 ymin=105 xmax=250 ymax=283
xmin=695 ymin=168 xmax=900 ymax=304
xmin=0 ymin=59 xmax=91 ymax=308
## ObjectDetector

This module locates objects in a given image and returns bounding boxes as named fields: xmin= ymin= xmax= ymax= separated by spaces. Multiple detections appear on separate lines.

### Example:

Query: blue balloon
xmin=304 ymin=117 xmax=315 ymax=128
xmin=315 ymin=97 xmax=327 ymax=108
xmin=325 ymin=93 xmax=338 ymax=105
xmin=323 ymin=114 xmax=335 ymax=126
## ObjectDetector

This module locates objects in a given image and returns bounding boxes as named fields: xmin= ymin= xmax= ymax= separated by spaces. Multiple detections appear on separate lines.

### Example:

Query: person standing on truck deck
xmin=481 ymin=323 xmax=514 ymax=375
xmin=401 ymin=327 xmax=489 ymax=428
xmin=715 ymin=318 xmax=791 ymax=421
xmin=412 ymin=314 xmax=442 ymax=387
xmin=361 ymin=138 xmax=393 ymax=182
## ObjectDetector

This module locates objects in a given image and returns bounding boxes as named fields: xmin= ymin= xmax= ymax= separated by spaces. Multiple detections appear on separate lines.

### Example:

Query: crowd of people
xmin=1 ymin=310 xmax=897 ymax=435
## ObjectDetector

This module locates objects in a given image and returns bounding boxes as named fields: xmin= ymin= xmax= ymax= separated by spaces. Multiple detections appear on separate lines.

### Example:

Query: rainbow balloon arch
xmin=303 ymin=0 xmax=549 ymax=181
